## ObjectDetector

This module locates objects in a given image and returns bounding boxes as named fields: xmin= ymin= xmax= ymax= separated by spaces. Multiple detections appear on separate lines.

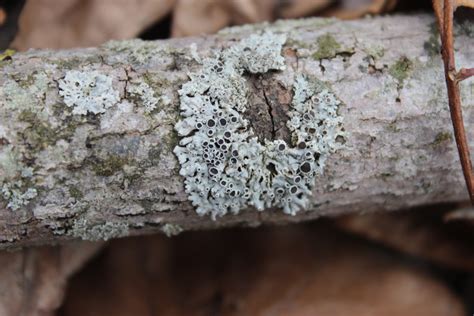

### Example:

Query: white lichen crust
xmin=161 ymin=223 xmax=184 ymax=237
xmin=58 ymin=70 xmax=120 ymax=115
xmin=71 ymin=218 xmax=129 ymax=241
xmin=1 ymin=182 xmax=37 ymax=211
xmin=174 ymin=32 xmax=344 ymax=218
xmin=0 ymin=145 xmax=38 ymax=210
xmin=127 ymin=80 xmax=170 ymax=113
xmin=127 ymin=81 xmax=159 ymax=113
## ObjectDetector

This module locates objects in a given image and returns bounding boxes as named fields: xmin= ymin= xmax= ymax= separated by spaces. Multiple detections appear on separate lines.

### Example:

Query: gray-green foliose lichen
xmin=1 ymin=72 xmax=50 ymax=111
xmin=161 ymin=223 xmax=184 ymax=237
xmin=174 ymin=32 xmax=345 ymax=218
xmin=1 ymin=181 xmax=37 ymax=210
xmin=0 ymin=72 xmax=51 ymax=210
xmin=58 ymin=70 xmax=120 ymax=115
xmin=103 ymin=39 xmax=164 ymax=64
xmin=70 ymin=218 xmax=129 ymax=241
xmin=0 ymin=145 xmax=37 ymax=210
xmin=127 ymin=79 xmax=170 ymax=113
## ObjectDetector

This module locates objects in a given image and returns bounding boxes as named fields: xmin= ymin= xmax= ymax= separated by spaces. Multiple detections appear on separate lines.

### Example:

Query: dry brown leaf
xmin=323 ymin=0 xmax=398 ymax=19
xmin=0 ymin=242 xmax=103 ymax=316
xmin=12 ymin=0 xmax=175 ymax=50
xmin=11 ymin=0 xmax=405 ymax=46
xmin=229 ymin=0 xmax=276 ymax=25
xmin=278 ymin=0 xmax=332 ymax=19
xmin=172 ymin=0 xmax=399 ymax=37
xmin=445 ymin=206 xmax=474 ymax=220
xmin=457 ymin=0 xmax=474 ymax=8
xmin=171 ymin=0 xmax=231 ymax=37
xmin=337 ymin=205 xmax=474 ymax=271
xmin=433 ymin=0 xmax=474 ymax=35
xmin=61 ymin=224 xmax=465 ymax=316
xmin=171 ymin=0 xmax=276 ymax=37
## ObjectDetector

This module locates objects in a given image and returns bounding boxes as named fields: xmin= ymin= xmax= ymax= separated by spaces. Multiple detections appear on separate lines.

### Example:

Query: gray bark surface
xmin=1 ymin=15 xmax=473 ymax=248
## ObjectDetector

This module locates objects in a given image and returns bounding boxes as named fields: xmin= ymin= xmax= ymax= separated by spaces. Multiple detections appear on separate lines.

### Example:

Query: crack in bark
xmin=122 ymin=66 xmax=131 ymax=99
xmin=319 ymin=60 xmax=326 ymax=74
xmin=243 ymin=73 xmax=292 ymax=144
xmin=243 ymin=74 xmax=273 ymax=143
xmin=262 ymin=80 xmax=276 ymax=140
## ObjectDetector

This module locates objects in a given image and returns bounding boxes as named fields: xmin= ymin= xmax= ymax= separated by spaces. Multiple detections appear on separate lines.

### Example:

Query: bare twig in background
xmin=432 ymin=0 xmax=474 ymax=204
xmin=10 ymin=0 xmax=176 ymax=50
xmin=321 ymin=0 xmax=398 ymax=19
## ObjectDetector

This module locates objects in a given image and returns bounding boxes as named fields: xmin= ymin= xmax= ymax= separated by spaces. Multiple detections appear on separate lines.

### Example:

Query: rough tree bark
xmin=0 ymin=15 xmax=473 ymax=248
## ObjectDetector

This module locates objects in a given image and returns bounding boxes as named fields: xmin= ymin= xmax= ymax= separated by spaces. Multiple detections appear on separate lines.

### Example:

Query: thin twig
xmin=432 ymin=0 xmax=474 ymax=204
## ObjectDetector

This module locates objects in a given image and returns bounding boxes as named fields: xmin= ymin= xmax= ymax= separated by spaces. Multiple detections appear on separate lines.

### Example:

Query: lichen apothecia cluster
xmin=174 ymin=32 xmax=345 ymax=218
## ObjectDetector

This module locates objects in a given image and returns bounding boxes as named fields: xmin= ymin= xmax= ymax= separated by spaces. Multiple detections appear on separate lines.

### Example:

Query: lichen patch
xmin=58 ymin=70 xmax=120 ymax=115
xmin=126 ymin=78 xmax=170 ymax=114
xmin=1 ymin=72 xmax=49 ymax=111
xmin=70 ymin=218 xmax=129 ymax=241
xmin=1 ymin=182 xmax=37 ymax=211
xmin=0 ymin=145 xmax=38 ymax=210
xmin=161 ymin=223 xmax=184 ymax=237
xmin=174 ymin=32 xmax=345 ymax=218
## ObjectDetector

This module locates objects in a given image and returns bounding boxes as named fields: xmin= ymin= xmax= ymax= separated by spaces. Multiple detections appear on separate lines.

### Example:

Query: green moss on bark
xmin=312 ymin=34 xmax=341 ymax=60
xmin=389 ymin=57 xmax=413 ymax=85
xmin=18 ymin=110 xmax=77 ymax=151
xmin=423 ymin=22 xmax=441 ymax=57
xmin=431 ymin=131 xmax=452 ymax=147
xmin=92 ymin=156 xmax=129 ymax=177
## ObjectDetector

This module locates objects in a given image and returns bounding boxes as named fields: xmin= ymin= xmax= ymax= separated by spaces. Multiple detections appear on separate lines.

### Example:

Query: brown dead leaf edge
xmin=432 ymin=0 xmax=474 ymax=204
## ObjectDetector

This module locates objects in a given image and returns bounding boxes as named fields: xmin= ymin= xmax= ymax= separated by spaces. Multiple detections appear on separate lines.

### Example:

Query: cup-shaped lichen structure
xmin=174 ymin=32 xmax=345 ymax=218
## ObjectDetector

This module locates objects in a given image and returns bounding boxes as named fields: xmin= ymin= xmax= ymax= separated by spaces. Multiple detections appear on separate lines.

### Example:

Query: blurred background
xmin=1 ymin=0 xmax=474 ymax=315
xmin=1 ymin=0 xmax=434 ymax=51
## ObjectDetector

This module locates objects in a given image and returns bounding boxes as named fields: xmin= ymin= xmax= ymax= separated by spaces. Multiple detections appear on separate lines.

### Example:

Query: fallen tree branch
xmin=0 ymin=14 xmax=473 ymax=248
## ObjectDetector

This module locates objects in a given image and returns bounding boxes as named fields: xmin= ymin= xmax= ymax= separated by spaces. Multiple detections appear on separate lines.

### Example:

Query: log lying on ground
xmin=0 ymin=15 xmax=473 ymax=248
